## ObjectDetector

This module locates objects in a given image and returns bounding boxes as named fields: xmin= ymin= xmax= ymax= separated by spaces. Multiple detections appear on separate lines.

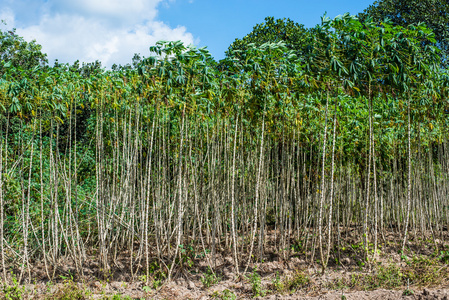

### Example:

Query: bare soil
xmin=2 ymin=230 xmax=449 ymax=299
xmin=14 ymin=268 xmax=449 ymax=300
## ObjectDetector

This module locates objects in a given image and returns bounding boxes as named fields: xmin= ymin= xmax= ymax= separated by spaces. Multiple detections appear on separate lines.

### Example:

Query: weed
xmin=141 ymin=276 xmax=162 ymax=291
xmin=400 ymin=251 xmax=410 ymax=265
xmin=152 ymin=279 xmax=163 ymax=289
xmin=195 ymin=249 xmax=210 ymax=259
xmin=438 ymin=250 xmax=449 ymax=264
xmin=402 ymin=289 xmax=414 ymax=296
xmin=200 ymin=267 xmax=221 ymax=288
xmin=139 ymin=262 xmax=166 ymax=290
xmin=284 ymin=270 xmax=310 ymax=292
xmin=402 ymin=278 xmax=414 ymax=296
xmin=342 ymin=264 xmax=404 ymax=290
xmin=290 ymin=241 xmax=302 ymax=253
xmin=50 ymin=279 xmax=91 ymax=300
xmin=138 ymin=274 xmax=148 ymax=283
xmin=327 ymin=277 xmax=348 ymax=290
xmin=271 ymin=271 xmax=284 ymax=292
xmin=353 ymin=263 xmax=402 ymax=289
xmin=46 ymin=281 xmax=54 ymax=294
xmin=334 ymin=255 xmax=449 ymax=291
xmin=179 ymin=244 xmax=195 ymax=268
xmin=211 ymin=289 xmax=236 ymax=300
xmin=104 ymin=294 xmax=133 ymax=300
xmin=368 ymin=264 xmax=404 ymax=289
xmin=403 ymin=255 xmax=446 ymax=286
xmin=247 ymin=267 xmax=266 ymax=297
xmin=2 ymin=273 xmax=25 ymax=300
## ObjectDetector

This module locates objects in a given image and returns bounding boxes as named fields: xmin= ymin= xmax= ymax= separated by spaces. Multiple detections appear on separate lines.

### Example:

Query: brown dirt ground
xmin=11 ymin=277 xmax=449 ymax=299
xmin=7 ymin=256 xmax=449 ymax=299
xmin=2 ymin=230 xmax=449 ymax=299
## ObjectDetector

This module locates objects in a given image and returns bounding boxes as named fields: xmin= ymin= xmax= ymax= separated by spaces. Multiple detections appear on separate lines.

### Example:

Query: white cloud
xmin=51 ymin=0 xmax=161 ymax=27
xmin=1 ymin=0 xmax=197 ymax=67
xmin=0 ymin=8 xmax=15 ymax=26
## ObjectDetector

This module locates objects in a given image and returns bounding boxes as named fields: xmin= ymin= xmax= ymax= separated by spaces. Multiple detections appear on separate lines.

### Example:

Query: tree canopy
xmin=226 ymin=16 xmax=309 ymax=59
xmin=358 ymin=0 xmax=449 ymax=62
xmin=0 ymin=27 xmax=47 ymax=78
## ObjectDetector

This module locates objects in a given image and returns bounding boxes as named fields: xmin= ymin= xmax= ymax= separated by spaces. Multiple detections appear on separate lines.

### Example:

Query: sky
xmin=0 ymin=0 xmax=375 ymax=67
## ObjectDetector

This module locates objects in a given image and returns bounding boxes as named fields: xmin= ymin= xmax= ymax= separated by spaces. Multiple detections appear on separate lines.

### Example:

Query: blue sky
xmin=1 ymin=0 xmax=375 ymax=67
xmin=158 ymin=0 xmax=375 ymax=60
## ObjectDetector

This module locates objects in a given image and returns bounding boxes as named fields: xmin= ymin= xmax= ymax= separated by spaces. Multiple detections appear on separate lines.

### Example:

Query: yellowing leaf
xmin=55 ymin=116 xmax=64 ymax=124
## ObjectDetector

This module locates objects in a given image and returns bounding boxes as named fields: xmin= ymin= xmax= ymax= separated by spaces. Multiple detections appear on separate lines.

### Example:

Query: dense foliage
xmin=0 ymin=12 xmax=448 ymax=283
xmin=226 ymin=16 xmax=309 ymax=59
xmin=359 ymin=0 xmax=449 ymax=61
xmin=0 ymin=27 xmax=47 ymax=80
